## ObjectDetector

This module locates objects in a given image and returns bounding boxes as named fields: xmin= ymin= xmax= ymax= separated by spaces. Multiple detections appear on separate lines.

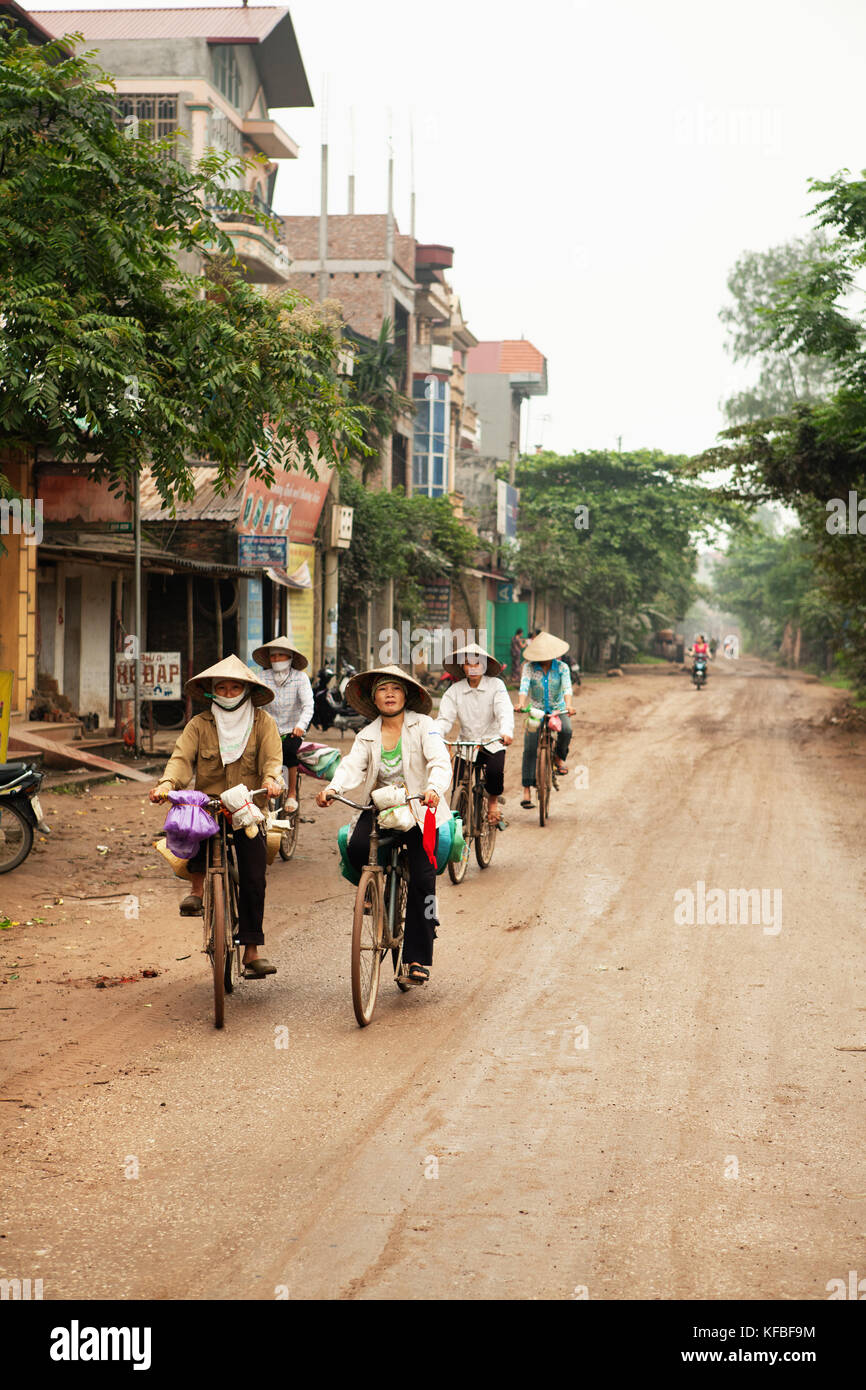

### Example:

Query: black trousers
xmin=187 ymin=827 xmax=268 ymax=946
xmin=453 ymin=746 xmax=506 ymax=797
xmin=280 ymin=732 xmax=303 ymax=769
xmin=347 ymin=810 xmax=438 ymax=967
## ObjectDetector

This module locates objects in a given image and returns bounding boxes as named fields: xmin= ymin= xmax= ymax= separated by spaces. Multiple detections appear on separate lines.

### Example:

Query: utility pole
xmin=347 ymin=107 xmax=355 ymax=212
xmin=382 ymin=121 xmax=396 ymax=644
xmin=318 ymin=76 xmax=328 ymax=303
xmin=133 ymin=468 xmax=141 ymax=754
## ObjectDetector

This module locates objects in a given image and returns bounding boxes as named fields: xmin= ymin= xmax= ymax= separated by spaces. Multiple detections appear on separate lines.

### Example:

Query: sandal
xmin=520 ymin=799 xmax=534 ymax=809
xmin=179 ymin=894 xmax=203 ymax=917
xmin=243 ymin=958 xmax=277 ymax=978
xmin=406 ymin=963 xmax=430 ymax=985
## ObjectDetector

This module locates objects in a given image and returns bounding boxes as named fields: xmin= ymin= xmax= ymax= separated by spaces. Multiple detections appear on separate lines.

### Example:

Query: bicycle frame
xmin=445 ymin=740 xmax=498 ymax=842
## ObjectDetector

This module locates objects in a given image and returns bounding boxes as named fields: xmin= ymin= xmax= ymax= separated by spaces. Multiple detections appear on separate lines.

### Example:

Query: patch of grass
xmin=629 ymin=653 xmax=668 ymax=665
xmin=819 ymin=670 xmax=866 ymax=709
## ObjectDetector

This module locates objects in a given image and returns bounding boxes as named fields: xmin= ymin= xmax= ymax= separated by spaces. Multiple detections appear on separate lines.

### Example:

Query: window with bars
xmin=412 ymin=376 xmax=449 ymax=498
xmin=213 ymin=46 xmax=241 ymax=108
xmin=116 ymin=94 xmax=179 ymax=144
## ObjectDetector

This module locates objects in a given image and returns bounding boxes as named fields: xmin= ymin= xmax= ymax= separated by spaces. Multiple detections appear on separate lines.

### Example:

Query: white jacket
xmin=326 ymin=709 xmax=453 ymax=829
xmin=433 ymin=675 xmax=514 ymax=752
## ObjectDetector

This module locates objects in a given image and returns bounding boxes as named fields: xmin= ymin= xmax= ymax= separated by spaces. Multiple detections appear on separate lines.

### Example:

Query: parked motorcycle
xmin=692 ymin=656 xmax=708 ymax=690
xmin=568 ymin=658 xmax=582 ymax=687
xmin=311 ymin=665 xmax=367 ymax=735
xmin=0 ymin=760 xmax=50 ymax=873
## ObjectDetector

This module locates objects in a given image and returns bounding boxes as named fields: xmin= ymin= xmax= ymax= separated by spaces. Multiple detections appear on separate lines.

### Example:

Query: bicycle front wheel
xmin=0 ymin=803 xmax=33 ymax=874
xmin=447 ymin=787 xmax=470 ymax=884
xmin=537 ymin=745 xmax=550 ymax=827
xmin=351 ymin=869 xmax=384 ymax=1027
xmin=475 ymin=790 xmax=497 ymax=868
xmin=279 ymin=803 xmax=299 ymax=860
xmin=210 ymin=875 xmax=227 ymax=1028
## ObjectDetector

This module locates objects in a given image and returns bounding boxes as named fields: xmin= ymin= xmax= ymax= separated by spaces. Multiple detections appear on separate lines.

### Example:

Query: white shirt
xmin=326 ymin=709 xmax=453 ymax=829
xmin=433 ymin=675 xmax=514 ymax=753
xmin=258 ymin=666 xmax=314 ymax=735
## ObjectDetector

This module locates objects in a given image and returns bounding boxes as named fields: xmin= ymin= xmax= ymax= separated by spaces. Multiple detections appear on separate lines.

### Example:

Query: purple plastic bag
xmin=163 ymin=790 xmax=219 ymax=859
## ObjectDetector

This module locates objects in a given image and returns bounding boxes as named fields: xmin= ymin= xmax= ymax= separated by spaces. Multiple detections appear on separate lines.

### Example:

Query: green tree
xmin=697 ymin=169 xmax=866 ymax=692
xmin=0 ymin=23 xmax=361 ymax=506
xmin=512 ymin=450 xmax=727 ymax=667
xmin=711 ymin=519 xmax=838 ymax=664
xmin=719 ymin=234 xmax=837 ymax=424
xmin=337 ymin=473 xmax=477 ymax=666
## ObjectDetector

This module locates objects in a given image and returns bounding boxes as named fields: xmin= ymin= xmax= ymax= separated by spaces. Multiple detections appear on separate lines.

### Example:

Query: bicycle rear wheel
xmin=210 ymin=875 xmax=227 ymax=1028
xmin=475 ymin=787 xmax=497 ymax=867
xmin=351 ymin=869 xmax=384 ymax=1026
xmin=447 ymin=787 xmax=470 ymax=884
xmin=537 ymin=745 xmax=550 ymax=827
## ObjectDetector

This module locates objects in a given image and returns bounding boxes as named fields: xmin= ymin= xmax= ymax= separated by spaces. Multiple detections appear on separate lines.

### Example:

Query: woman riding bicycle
xmin=150 ymin=655 xmax=283 ymax=978
xmin=253 ymin=636 xmax=313 ymax=815
xmin=516 ymin=631 xmax=577 ymax=809
xmin=316 ymin=665 xmax=452 ymax=987
xmin=433 ymin=642 xmax=514 ymax=825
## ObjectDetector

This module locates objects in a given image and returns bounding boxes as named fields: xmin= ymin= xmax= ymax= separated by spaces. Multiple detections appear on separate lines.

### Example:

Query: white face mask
xmin=270 ymin=657 xmax=292 ymax=684
xmin=212 ymin=690 xmax=249 ymax=711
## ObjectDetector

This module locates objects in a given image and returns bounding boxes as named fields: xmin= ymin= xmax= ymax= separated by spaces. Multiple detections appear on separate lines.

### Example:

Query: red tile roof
xmin=466 ymin=339 xmax=546 ymax=376
xmin=31 ymin=7 xmax=288 ymax=41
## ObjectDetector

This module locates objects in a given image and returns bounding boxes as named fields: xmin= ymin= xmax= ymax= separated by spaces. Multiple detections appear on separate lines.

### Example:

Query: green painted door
xmin=494 ymin=601 xmax=529 ymax=676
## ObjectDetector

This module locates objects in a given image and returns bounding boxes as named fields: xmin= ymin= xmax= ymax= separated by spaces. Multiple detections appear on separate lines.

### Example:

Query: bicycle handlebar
xmin=444 ymin=739 xmax=503 ymax=749
xmin=327 ymin=791 xmax=426 ymax=812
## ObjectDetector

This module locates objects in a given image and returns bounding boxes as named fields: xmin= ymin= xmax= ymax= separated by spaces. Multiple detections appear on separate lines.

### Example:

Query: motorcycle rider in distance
xmin=254 ymin=637 xmax=313 ymax=814
xmin=433 ymin=643 xmax=514 ymax=826
xmin=689 ymin=634 xmax=710 ymax=677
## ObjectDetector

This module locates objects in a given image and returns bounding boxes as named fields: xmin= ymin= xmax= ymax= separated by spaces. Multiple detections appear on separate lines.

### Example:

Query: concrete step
xmin=23 ymin=719 xmax=84 ymax=743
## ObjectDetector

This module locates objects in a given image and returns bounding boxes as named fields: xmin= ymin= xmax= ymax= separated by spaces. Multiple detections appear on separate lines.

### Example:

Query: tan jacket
xmin=159 ymin=707 xmax=283 ymax=796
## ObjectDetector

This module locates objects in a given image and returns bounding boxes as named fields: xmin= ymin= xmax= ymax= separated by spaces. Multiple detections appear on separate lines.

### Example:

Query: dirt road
xmin=2 ymin=661 xmax=864 ymax=1300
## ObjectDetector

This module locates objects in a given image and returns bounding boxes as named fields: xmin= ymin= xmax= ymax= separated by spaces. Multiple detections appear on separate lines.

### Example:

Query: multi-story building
xmin=34 ymin=3 xmax=311 ymax=283
xmin=458 ymin=339 xmax=550 ymax=667
xmin=20 ymin=5 xmax=324 ymax=734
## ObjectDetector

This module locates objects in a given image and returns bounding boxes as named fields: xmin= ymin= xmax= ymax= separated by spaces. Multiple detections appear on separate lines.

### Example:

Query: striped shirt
xmin=258 ymin=666 xmax=314 ymax=735
xmin=519 ymin=659 xmax=572 ymax=713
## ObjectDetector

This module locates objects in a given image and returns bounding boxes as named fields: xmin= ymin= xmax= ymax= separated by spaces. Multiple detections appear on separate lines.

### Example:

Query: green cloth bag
xmin=337 ymin=814 xmax=463 ymax=883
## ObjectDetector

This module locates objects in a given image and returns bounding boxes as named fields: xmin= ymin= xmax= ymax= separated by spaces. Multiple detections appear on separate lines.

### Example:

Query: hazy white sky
xmin=34 ymin=0 xmax=866 ymax=457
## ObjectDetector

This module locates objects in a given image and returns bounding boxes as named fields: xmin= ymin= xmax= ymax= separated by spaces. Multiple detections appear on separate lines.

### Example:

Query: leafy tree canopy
xmin=510 ymin=450 xmax=733 ymax=663
xmin=719 ymin=234 xmax=837 ymax=425
xmin=0 ymin=23 xmax=362 ymax=505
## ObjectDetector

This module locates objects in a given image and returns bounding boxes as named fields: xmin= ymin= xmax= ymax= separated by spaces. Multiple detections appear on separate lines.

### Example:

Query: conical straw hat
xmin=443 ymin=642 xmax=503 ymax=681
xmin=343 ymin=664 xmax=432 ymax=720
xmin=185 ymin=653 xmax=274 ymax=707
xmin=252 ymin=636 xmax=309 ymax=671
xmin=522 ymin=630 xmax=570 ymax=662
